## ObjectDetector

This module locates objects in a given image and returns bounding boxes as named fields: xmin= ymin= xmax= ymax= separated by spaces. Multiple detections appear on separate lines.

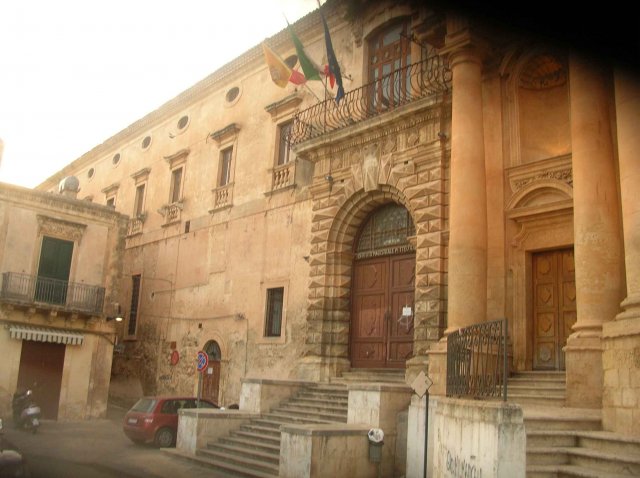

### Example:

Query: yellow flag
xmin=262 ymin=43 xmax=292 ymax=88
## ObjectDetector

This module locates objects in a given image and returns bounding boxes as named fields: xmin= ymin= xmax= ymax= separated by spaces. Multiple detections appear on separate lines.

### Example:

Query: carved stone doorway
xmin=350 ymin=204 xmax=416 ymax=369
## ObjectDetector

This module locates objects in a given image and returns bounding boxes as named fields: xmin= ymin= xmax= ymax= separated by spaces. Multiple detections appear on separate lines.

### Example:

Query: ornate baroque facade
xmin=35 ymin=0 xmax=639 ymax=441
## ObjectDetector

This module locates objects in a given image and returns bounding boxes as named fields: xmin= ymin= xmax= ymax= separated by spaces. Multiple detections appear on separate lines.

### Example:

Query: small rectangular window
xmin=264 ymin=287 xmax=284 ymax=337
xmin=106 ymin=197 xmax=116 ymax=208
xmin=133 ymin=184 xmax=146 ymax=216
xmin=276 ymin=121 xmax=293 ymax=166
xmin=219 ymin=147 xmax=233 ymax=186
xmin=170 ymin=167 xmax=183 ymax=203
xmin=128 ymin=274 xmax=141 ymax=336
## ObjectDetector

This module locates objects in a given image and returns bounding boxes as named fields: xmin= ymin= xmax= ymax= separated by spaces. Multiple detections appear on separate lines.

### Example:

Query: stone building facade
xmin=36 ymin=0 xmax=639 ymax=441
xmin=0 ymin=180 xmax=127 ymax=420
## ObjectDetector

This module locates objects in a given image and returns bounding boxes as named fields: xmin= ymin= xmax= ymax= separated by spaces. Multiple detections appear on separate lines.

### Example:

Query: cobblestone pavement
xmin=1 ymin=403 xmax=224 ymax=478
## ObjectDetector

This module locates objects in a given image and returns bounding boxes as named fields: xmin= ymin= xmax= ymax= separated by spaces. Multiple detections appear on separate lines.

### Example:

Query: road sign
xmin=196 ymin=350 xmax=208 ymax=372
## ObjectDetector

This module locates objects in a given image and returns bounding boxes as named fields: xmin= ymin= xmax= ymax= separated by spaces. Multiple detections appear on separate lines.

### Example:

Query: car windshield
xmin=130 ymin=398 xmax=157 ymax=413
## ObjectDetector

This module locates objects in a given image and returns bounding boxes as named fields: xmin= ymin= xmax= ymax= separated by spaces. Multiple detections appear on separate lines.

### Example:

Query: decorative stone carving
xmin=382 ymin=137 xmax=397 ymax=155
xmin=37 ymin=215 xmax=86 ymax=243
xmin=362 ymin=143 xmax=380 ymax=192
xmin=512 ymin=167 xmax=573 ymax=191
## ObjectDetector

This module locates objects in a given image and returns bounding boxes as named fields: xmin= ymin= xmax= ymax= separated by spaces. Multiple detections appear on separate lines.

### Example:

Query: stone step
xmin=576 ymin=432 xmax=640 ymax=457
xmin=262 ymin=411 xmax=336 ymax=425
xmin=527 ymin=464 xmax=633 ymax=478
xmin=218 ymin=436 xmax=282 ymax=455
xmin=509 ymin=383 xmax=566 ymax=393
xmin=336 ymin=369 xmax=406 ymax=383
xmin=288 ymin=397 xmax=349 ymax=410
xmin=202 ymin=442 xmax=280 ymax=465
xmin=510 ymin=371 xmax=567 ymax=381
xmin=524 ymin=416 xmax=601 ymax=432
xmin=166 ymin=448 xmax=277 ymax=478
xmin=527 ymin=431 xmax=640 ymax=457
xmin=285 ymin=398 xmax=348 ymax=409
xmin=272 ymin=406 xmax=347 ymax=422
xmin=569 ymin=447 xmax=640 ymax=475
xmin=232 ymin=429 xmax=281 ymax=444
xmin=527 ymin=431 xmax=578 ymax=449
xmin=527 ymin=447 xmax=640 ymax=476
xmin=194 ymin=449 xmax=279 ymax=478
xmin=510 ymin=394 xmax=566 ymax=407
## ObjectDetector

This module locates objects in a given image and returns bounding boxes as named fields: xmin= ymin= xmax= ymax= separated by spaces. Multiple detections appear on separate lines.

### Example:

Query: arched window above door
xmin=204 ymin=340 xmax=221 ymax=361
xmin=355 ymin=204 xmax=415 ymax=260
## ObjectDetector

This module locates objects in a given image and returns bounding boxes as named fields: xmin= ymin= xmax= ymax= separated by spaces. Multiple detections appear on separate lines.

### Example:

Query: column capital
xmin=439 ymin=14 xmax=489 ymax=68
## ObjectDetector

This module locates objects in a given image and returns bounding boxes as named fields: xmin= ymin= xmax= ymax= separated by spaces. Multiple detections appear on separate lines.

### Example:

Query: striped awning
xmin=8 ymin=325 xmax=84 ymax=346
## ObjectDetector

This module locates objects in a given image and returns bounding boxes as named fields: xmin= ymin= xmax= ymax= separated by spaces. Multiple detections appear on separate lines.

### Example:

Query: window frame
xmin=218 ymin=146 xmax=233 ymax=187
xmin=133 ymin=183 xmax=146 ymax=217
xmin=169 ymin=166 xmax=184 ymax=204
xmin=126 ymin=274 xmax=142 ymax=338
xmin=275 ymin=120 xmax=293 ymax=166
xmin=263 ymin=286 xmax=286 ymax=339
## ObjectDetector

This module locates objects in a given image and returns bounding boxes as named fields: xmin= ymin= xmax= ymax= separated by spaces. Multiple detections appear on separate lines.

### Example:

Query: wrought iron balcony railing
xmin=0 ymin=272 xmax=105 ymax=316
xmin=289 ymin=56 xmax=452 ymax=145
xmin=446 ymin=318 xmax=509 ymax=401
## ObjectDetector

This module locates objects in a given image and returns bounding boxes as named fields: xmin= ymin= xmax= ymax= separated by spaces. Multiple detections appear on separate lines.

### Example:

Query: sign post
xmin=196 ymin=350 xmax=209 ymax=408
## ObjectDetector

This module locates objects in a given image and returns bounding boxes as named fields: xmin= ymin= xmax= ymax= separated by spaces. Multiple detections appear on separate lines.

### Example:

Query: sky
xmin=0 ymin=0 xmax=318 ymax=188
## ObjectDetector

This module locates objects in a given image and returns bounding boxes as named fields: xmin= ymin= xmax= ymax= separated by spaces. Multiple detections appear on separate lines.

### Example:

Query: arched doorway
xmin=350 ymin=203 xmax=416 ymax=369
xmin=202 ymin=340 xmax=221 ymax=405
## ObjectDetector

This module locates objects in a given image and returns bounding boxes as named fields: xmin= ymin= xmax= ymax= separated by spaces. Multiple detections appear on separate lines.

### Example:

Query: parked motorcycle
xmin=12 ymin=390 xmax=41 ymax=434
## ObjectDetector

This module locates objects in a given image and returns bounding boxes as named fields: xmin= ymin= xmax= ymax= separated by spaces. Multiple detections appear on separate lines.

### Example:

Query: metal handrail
xmin=289 ymin=55 xmax=452 ymax=145
xmin=0 ymin=271 xmax=105 ymax=315
xmin=446 ymin=318 xmax=509 ymax=401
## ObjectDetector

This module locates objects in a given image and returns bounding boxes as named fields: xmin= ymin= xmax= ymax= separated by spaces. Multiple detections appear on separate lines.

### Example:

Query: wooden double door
xmin=532 ymin=248 xmax=576 ymax=370
xmin=351 ymin=253 xmax=415 ymax=369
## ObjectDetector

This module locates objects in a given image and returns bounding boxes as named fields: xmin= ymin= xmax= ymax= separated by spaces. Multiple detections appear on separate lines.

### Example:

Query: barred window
xmin=355 ymin=204 xmax=415 ymax=259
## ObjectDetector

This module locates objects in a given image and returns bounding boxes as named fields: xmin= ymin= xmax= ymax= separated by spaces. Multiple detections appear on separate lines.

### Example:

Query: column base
xmin=426 ymin=338 xmax=448 ymax=397
xmin=564 ymin=329 xmax=603 ymax=409
xmin=602 ymin=314 xmax=640 ymax=437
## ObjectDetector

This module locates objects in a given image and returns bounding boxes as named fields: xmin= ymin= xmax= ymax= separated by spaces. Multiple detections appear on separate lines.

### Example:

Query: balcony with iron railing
xmin=0 ymin=272 xmax=105 ymax=316
xmin=289 ymin=55 xmax=452 ymax=146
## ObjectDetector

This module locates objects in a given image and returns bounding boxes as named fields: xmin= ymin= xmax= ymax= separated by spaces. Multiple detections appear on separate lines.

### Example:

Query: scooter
xmin=12 ymin=390 xmax=41 ymax=434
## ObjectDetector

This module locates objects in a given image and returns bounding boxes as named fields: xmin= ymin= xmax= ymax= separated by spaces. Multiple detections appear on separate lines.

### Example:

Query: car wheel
xmin=154 ymin=427 xmax=175 ymax=448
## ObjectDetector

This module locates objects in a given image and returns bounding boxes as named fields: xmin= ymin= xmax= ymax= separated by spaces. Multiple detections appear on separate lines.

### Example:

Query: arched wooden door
xmin=350 ymin=204 xmax=416 ymax=369
xmin=202 ymin=340 xmax=221 ymax=405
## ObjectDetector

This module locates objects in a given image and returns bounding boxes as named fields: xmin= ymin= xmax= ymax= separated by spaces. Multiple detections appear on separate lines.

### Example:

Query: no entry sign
xmin=196 ymin=350 xmax=208 ymax=372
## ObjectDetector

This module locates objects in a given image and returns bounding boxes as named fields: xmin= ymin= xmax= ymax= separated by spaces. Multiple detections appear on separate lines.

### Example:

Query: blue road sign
xmin=196 ymin=350 xmax=208 ymax=372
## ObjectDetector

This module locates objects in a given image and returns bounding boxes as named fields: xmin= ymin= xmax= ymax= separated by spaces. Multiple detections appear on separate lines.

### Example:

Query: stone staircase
xmin=175 ymin=383 xmax=349 ymax=477
xmin=509 ymin=372 xmax=640 ymax=477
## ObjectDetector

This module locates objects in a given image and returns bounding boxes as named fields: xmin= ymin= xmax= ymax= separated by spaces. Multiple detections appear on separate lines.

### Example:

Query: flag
xmin=262 ymin=42 xmax=306 ymax=88
xmin=319 ymin=10 xmax=344 ymax=103
xmin=286 ymin=21 xmax=322 ymax=81
xmin=324 ymin=64 xmax=335 ymax=89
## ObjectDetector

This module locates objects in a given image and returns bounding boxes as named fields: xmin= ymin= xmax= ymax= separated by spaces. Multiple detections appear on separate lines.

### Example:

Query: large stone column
xmin=602 ymin=68 xmax=640 ymax=435
xmin=444 ymin=36 xmax=488 ymax=332
xmin=427 ymin=19 xmax=488 ymax=395
xmin=566 ymin=54 xmax=624 ymax=408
